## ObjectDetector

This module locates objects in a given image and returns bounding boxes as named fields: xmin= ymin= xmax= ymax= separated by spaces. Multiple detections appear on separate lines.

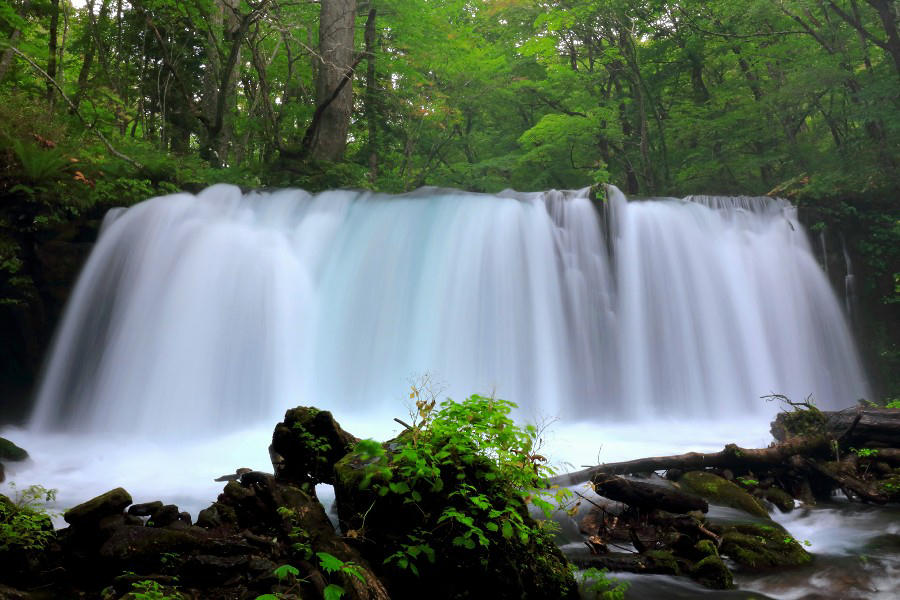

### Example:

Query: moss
xmin=644 ymin=550 xmax=681 ymax=575
xmin=694 ymin=539 xmax=718 ymax=557
xmin=878 ymin=474 xmax=900 ymax=501
xmin=0 ymin=438 xmax=28 ymax=462
xmin=719 ymin=523 xmax=812 ymax=569
xmin=762 ymin=487 xmax=795 ymax=512
xmin=678 ymin=471 xmax=769 ymax=518
xmin=691 ymin=555 xmax=734 ymax=589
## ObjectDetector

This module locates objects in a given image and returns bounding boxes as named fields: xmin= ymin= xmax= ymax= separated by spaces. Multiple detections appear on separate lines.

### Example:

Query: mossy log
xmin=549 ymin=436 xmax=832 ymax=487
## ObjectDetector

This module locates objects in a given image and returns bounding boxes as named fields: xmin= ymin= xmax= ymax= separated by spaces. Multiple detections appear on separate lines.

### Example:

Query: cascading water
xmin=27 ymin=184 xmax=868 ymax=437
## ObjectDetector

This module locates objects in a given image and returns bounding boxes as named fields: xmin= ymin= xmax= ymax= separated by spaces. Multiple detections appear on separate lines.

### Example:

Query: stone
xmin=147 ymin=504 xmax=180 ymax=528
xmin=64 ymin=488 xmax=132 ymax=527
xmin=677 ymin=471 xmax=769 ymax=518
xmin=762 ymin=487 xmax=794 ymax=512
xmin=127 ymin=501 xmax=163 ymax=517
xmin=691 ymin=555 xmax=734 ymax=589
xmin=270 ymin=406 xmax=359 ymax=485
xmin=718 ymin=522 xmax=812 ymax=568
xmin=0 ymin=438 xmax=28 ymax=462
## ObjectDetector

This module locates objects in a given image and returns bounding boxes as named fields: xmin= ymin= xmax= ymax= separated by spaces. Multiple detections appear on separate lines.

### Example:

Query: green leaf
xmin=323 ymin=584 xmax=345 ymax=600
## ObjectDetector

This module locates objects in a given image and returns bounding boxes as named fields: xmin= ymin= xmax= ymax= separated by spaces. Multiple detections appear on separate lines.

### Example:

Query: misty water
xmin=1 ymin=184 xmax=889 ymax=598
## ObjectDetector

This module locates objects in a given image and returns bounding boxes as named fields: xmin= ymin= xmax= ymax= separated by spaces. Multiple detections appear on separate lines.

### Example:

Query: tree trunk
xmin=46 ymin=0 xmax=60 ymax=104
xmin=310 ymin=0 xmax=357 ymax=162
xmin=72 ymin=0 xmax=98 ymax=114
xmin=364 ymin=4 xmax=377 ymax=180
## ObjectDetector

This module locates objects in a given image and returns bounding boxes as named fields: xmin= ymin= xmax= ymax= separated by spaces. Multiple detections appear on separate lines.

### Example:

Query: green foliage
xmin=850 ymin=447 xmax=880 ymax=459
xmin=354 ymin=390 xmax=570 ymax=577
xmin=580 ymin=567 xmax=629 ymax=600
xmin=129 ymin=580 xmax=183 ymax=600
xmin=0 ymin=483 xmax=57 ymax=552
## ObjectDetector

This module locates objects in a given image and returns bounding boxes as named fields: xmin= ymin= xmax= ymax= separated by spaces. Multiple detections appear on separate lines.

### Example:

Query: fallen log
xmin=591 ymin=474 xmax=709 ymax=514
xmin=771 ymin=406 xmax=900 ymax=446
xmin=548 ymin=436 xmax=831 ymax=487
xmin=804 ymin=459 xmax=887 ymax=504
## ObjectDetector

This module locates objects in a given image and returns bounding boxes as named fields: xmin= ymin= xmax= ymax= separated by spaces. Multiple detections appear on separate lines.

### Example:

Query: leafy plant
xmin=580 ymin=567 xmax=629 ymax=600
xmin=129 ymin=579 xmax=183 ymax=600
xmin=354 ymin=390 xmax=570 ymax=576
xmin=0 ymin=483 xmax=57 ymax=552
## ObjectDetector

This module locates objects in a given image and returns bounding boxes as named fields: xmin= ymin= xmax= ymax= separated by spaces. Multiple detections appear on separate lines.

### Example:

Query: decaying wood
xmin=549 ymin=436 xmax=831 ymax=487
xmin=804 ymin=458 xmax=887 ymax=504
xmin=591 ymin=474 xmax=709 ymax=514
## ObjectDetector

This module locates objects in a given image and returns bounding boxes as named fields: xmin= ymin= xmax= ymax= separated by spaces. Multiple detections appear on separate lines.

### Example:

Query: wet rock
xmin=127 ymin=501 xmax=163 ymax=517
xmin=677 ymin=471 xmax=769 ymax=518
xmin=196 ymin=503 xmax=238 ymax=530
xmin=691 ymin=555 xmax=734 ymax=589
xmin=64 ymin=488 xmax=132 ymax=528
xmin=0 ymin=438 xmax=28 ymax=462
xmin=271 ymin=406 xmax=359 ymax=485
xmin=762 ymin=486 xmax=795 ymax=512
xmin=718 ymin=522 xmax=812 ymax=568
xmin=147 ymin=504 xmax=180 ymax=528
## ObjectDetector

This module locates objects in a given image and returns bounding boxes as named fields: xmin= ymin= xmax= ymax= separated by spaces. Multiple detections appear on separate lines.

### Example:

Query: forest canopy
xmin=1 ymin=0 xmax=898 ymax=195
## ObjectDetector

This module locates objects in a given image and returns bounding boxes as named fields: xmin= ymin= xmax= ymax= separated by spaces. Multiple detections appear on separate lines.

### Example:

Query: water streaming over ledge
xmin=28 ymin=184 xmax=868 ymax=436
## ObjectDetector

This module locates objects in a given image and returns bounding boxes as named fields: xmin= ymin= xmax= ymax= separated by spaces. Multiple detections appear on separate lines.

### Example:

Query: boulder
xmin=691 ymin=555 xmax=734 ymax=589
xmin=64 ymin=488 xmax=132 ymax=528
xmin=0 ymin=438 xmax=27 ymax=462
xmin=270 ymin=406 xmax=359 ymax=485
xmin=718 ymin=522 xmax=812 ymax=568
xmin=127 ymin=501 xmax=163 ymax=517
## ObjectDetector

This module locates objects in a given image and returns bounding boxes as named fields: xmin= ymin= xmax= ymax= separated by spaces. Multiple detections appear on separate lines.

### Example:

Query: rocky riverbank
xmin=0 ymin=402 xmax=897 ymax=599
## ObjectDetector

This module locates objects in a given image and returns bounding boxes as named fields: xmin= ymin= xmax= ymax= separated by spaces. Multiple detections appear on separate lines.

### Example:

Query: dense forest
xmin=0 ymin=0 xmax=898 ymax=400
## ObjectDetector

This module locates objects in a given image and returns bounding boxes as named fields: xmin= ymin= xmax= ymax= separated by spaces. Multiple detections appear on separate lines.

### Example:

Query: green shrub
xmin=0 ymin=483 xmax=57 ymax=552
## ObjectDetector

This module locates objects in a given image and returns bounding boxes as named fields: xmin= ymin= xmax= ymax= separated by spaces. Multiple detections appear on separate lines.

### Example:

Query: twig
xmin=393 ymin=418 xmax=413 ymax=430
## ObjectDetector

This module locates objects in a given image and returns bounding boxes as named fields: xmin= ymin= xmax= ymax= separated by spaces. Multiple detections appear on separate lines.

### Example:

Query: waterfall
xmin=29 ymin=184 xmax=869 ymax=437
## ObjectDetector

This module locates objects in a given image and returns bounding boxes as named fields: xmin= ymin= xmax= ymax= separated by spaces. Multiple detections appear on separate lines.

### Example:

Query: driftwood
xmin=591 ymin=474 xmax=709 ymax=514
xmin=549 ymin=436 xmax=831 ymax=487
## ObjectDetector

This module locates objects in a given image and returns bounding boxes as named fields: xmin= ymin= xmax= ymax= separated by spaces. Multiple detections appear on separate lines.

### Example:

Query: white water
xmin=25 ymin=184 xmax=868 ymax=436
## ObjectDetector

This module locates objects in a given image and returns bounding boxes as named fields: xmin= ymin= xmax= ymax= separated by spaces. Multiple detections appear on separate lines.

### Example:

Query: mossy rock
xmin=64 ymin=487 xmax=133 ymax=527
xmin=678 ymin=471 xmax=769 ymax=518
xmin=762 ymin=487 xmax=795 ymax=512
xmin=271 ymin=406 xmax=359 ymax=486
xmin=878 ymin=474 xmax=900 ymax=502
xmin=0 ymin=438 xmax=28 ymax=462
xmin=694 ymin=539 xmax=718 ymax=557
xmin=719 ymin=522 xmax=812 ymax=569
xmin=691 ymin=554 xmax=734 ymax=589
xmin=643 ymin=549 xmax=681 ymax=575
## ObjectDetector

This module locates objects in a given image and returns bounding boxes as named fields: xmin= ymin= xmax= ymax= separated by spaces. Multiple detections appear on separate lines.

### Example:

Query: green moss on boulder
xmin=678 ymin=471 xmax=769 ymax=518
xmin=691 ymin=555 xmax=734 ymax=589
xmin=719 ymin=522 xmax=812 ymax=569
xmin=64 ymin=487 xmax=132 ymax=528
xmin=0 ymin=438 xmax=28 ymax=462
xmin=762 ymin=487 xmax=795 ymax=512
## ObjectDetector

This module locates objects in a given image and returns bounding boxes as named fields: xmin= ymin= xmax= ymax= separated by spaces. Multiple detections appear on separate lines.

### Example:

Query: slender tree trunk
xmin=310 ymin=0 xmax=357 ymax=162
xmin=364 ymin=4 xmax=378 ymax=180
xmin=46 ymin=0 xmax=60 ymax=104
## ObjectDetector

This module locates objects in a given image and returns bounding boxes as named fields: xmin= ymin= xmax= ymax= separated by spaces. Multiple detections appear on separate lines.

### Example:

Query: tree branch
xmin=5 ymin=45 xmax=143 ymax=170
